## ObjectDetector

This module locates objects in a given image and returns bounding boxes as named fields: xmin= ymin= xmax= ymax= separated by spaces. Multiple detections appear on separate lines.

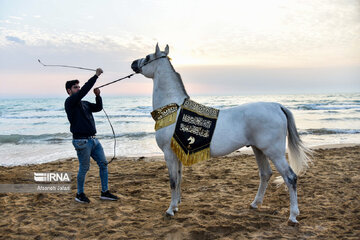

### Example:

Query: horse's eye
xmin=145 ymin=55 xmax=150 ymax=62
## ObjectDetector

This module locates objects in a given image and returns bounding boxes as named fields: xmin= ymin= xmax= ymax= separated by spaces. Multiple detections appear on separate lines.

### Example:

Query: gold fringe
xmin=154 ymin=111 xmax=177 ymax=131
xmin=171 ymin=137 xmax=211 ymax=166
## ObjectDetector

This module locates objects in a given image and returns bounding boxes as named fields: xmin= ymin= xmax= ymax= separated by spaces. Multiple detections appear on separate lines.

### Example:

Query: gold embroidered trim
xmin=171 ymin=137 xmax=210 ymax=166
xmin=151 ymin=103 xmax=179 ymax=131
xmin=182 ymin=99 xmax=219 ymax=119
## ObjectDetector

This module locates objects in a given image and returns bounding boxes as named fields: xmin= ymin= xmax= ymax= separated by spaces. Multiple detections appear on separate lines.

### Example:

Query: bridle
xmin=135 ymin=55 xmax=169 ymax=73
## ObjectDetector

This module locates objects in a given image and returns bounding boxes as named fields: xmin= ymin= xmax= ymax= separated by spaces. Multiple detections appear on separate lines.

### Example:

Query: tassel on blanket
xmin=171 ymin=137 xmax=210 ymax=166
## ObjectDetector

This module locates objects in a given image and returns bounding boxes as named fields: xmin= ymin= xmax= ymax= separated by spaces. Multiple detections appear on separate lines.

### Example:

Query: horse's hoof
xmin=166 ymin=211 xmax=174 ymax=216
xmin=287 ymin=219 xmax=299 ymax=226
xmin=173 ymin=207 xmax=179 ymax=213
xmin=164 ymin=212 xmax=174 ymax=220
xmin=249 ymin=203 xmax=258 ymax=209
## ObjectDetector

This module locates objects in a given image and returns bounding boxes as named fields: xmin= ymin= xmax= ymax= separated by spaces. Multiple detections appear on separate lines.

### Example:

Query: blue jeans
xmin=72 ymin=138 xmax=108 ymax=194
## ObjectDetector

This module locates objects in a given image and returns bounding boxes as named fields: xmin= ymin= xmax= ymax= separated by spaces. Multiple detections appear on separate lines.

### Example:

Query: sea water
xmin=0 ymin=93 xmax=359 ymax=166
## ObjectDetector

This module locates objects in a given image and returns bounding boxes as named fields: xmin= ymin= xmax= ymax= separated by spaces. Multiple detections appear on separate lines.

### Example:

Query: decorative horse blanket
xmin=151 ymin=99 xmax=219 ymax=166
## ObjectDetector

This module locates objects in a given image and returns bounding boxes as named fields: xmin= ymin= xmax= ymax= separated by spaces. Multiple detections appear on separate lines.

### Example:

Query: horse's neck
xmin=152 ymin=66 xmax=189 ymax=110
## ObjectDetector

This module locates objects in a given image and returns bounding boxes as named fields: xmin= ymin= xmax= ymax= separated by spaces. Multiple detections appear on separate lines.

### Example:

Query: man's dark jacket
xmin=65 ymin=75 xmax=102 ymax=138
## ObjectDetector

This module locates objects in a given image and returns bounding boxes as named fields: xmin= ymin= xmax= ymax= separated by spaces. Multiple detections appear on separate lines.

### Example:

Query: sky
xmin=0 ymin=0 xmax=359 ymax=97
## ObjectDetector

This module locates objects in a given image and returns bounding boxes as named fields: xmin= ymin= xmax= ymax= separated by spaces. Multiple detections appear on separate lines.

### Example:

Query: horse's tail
xmin=274 ymin=105 xmax=313 ymax=185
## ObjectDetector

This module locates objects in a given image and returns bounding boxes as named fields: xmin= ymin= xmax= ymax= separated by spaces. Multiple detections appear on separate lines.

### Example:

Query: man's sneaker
xmin=100 ymin=190 xmax=119 ymax=201
xmin=75 ymin=192 xmax=90 ymax=203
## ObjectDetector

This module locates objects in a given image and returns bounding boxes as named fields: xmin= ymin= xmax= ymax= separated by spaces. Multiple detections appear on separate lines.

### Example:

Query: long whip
xmin=38 ymin=59 xmax=96 ymax=71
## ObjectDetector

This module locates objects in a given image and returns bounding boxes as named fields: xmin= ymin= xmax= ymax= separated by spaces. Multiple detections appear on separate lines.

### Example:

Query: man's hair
xmin=65 ymin=80 xmax=79 ymax=92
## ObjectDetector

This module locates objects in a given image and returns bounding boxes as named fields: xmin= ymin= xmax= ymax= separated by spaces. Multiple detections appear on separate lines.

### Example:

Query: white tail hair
xmin=274 ymin=106 xmax=313 ymax=185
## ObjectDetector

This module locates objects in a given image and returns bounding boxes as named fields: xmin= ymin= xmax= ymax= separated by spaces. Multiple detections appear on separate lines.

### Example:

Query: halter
xmin=136 ymin=55 xmax=169 ymax=73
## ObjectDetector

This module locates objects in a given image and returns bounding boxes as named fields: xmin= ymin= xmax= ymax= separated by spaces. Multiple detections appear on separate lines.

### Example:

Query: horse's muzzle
xmin=131 ymin=60 xmax=141 ymax=73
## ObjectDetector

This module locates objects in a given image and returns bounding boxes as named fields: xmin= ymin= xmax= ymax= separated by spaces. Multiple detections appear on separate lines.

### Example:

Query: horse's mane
xmin=168 ymin=61 xmax=190 ymax=98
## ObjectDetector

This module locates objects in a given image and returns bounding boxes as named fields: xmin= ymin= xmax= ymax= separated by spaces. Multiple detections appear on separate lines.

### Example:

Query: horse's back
xmin=219 ymin=101 xmax=286 ymax=126
xmin=210 ymin=102 xmax=287 ymax=156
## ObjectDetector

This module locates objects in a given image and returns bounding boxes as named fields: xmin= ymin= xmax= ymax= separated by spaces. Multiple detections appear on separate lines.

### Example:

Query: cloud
xmin=9 ymin=16 xmax=23 ymax=20
xmin=0 ymin=27 xmax=152 ymax=55
xmin=5 ymin=36 xmax=25 ymax=44
xmin=0 ymin=0 xmax=359 ymax=70
xmin=157 ymin=0 xmax=360 ymax=67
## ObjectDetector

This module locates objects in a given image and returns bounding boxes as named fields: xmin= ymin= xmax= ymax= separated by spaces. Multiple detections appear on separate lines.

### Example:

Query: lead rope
xmin=96 ymin=73 xmax=138 ymax=165
xmin=96 ymin=73 xmax=136 ymax=89
xmin=102 ymin=107 xmax=116 ymax=165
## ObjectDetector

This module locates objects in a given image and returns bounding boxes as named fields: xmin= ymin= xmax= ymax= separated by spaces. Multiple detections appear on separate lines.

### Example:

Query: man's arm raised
xmin=67 ymin=68 xmax=103 ymax=106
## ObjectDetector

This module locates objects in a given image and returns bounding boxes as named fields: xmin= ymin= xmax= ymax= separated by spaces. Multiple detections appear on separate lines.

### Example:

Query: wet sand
xmin=0 ymin=145 xmax=359 ymax=239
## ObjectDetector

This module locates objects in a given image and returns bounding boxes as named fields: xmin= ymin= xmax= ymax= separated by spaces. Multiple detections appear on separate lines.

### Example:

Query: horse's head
xmin=131 ymin=43 xmax=169 ymax=78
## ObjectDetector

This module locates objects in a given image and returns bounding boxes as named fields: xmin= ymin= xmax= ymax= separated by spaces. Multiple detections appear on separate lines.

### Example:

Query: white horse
xmin=131 ymin=44 xmax=312 ymax=224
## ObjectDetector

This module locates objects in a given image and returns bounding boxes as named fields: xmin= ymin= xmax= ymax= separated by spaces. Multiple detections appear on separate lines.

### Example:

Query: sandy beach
xmin=0 ymin=145 xmax=359 ymax=239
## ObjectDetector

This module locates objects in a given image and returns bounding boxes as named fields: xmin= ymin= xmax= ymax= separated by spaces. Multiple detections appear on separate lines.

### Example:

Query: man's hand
xmin=94 ymin=88 xmax=100 ymax=96
xmin=96 ymin=68 xmax=103 ymax=77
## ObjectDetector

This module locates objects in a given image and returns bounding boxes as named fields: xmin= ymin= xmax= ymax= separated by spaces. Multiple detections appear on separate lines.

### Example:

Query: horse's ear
xmin=155 ymin=43 xmax=161 ymax=57
xmin=164 ymin=44 xmax=169 ymax=55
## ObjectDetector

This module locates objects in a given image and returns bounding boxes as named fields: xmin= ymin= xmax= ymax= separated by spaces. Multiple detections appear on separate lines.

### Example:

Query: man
xmin=65 ymin=68 xmax=118 ymax=203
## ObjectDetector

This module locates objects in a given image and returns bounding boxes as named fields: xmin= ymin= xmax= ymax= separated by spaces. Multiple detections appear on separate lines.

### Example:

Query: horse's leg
xmin=164 ymin=149 xmax=180 ymax=216
xmin=250 ymin=146 xmax=272 ymax=209
xmin=176 ymin=160 xmax=182 ymax=207
xmin=269 ymin=155 xmax=299 ymax=223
